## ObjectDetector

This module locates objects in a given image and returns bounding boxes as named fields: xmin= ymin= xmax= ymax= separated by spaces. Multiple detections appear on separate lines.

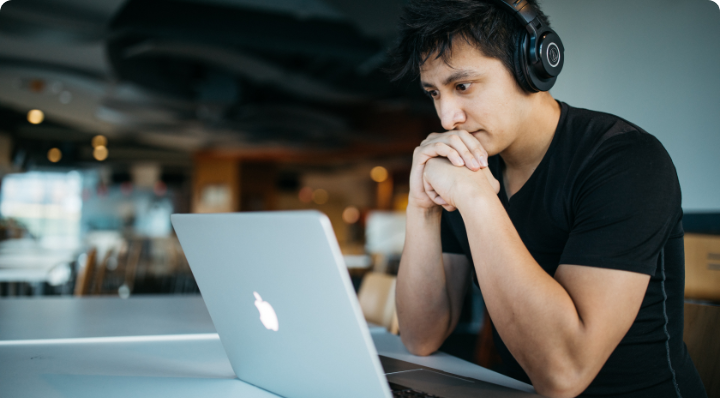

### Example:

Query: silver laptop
xmin=171 ymin=211 xmax=536 ymax=398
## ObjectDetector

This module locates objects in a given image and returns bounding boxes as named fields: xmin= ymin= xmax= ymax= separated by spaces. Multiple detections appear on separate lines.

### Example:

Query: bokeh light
xmin=59 ymin=91 xmax=72 ymax=104
xmin=93 ymin=145 xmax=108 ymax=161
xmin=92 ymin=135 xmax=107 ymax=148
xmin=370 ymin=166 xmax=388 ymax=183
xmin=27 ymin=109 xmax=44 ymax=124
xmin=47 ymin=148 xmax=62 ymax=163
xmin=29 ymin=79 xmax=45 ymax=93
xmin=298 ymin=187 xmax=313 ymax=203
xmin=312 ymin=189 xmax=329 ymax=205
xmin=342 ymin=206 xmax=360 ymax=224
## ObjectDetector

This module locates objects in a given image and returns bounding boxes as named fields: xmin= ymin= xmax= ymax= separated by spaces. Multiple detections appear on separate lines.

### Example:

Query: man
xmin=390 ymin=1 xmax=706 ymax=397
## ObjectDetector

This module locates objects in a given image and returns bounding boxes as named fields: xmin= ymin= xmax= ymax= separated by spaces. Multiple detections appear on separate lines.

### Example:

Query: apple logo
xmin=254 ymin=292 xmax=279 ymax=332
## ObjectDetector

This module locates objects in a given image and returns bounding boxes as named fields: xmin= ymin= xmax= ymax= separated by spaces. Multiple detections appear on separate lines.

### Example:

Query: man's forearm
xmin=455 ymin=188 xmax=597 ymax=395
xmin=396 ymin=205 xmax=453 ymax=355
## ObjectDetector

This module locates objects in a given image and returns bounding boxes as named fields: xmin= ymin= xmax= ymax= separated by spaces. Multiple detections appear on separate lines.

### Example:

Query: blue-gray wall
xmin=543 ymin=0 xmax=720 ymax=211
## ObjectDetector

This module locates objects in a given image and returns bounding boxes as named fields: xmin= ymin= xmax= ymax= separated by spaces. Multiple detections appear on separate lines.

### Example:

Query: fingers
xmin=415 ymin=130 xmax=488 ymax=172
xmin=414 ymin=143 xmax=465 ymax=168
xmin=412 ymin=130 xmax=490 ymax=211
xmin=423 ymin=175 xmax=447 ymax=206
xmin=455 ymin=130 xmax=489 ymax=170
xmin=445 ymin=134 xmax=477 ymax=169
xmin=419 ymin=132 xmax=443 ymax=145
xmin=426 ymin=180 xmax=456 ymax=211
xmin=433 ymin=142 xmax=466 ymax=167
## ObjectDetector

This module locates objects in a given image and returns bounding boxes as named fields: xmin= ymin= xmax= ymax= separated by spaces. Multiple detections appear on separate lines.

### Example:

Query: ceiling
xmin=0 ymin=0 xmax=437 ymax=168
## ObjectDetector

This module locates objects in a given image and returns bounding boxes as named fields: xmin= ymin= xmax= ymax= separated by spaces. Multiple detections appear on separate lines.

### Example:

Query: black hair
xmin=389 ymin=0 xmax=552 ymax=91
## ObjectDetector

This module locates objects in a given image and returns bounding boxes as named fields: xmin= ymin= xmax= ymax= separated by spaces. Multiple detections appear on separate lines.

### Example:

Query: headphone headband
xmin=494 ymin=0 xmax=538 ymax=27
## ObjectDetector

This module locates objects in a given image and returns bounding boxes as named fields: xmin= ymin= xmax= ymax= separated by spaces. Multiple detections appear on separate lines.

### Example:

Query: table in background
xmin=0 ymin=239 xmax=76 ymax=294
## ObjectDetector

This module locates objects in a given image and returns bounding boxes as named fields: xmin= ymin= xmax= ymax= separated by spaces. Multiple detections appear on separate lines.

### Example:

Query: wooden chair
xmin=90 ymin=249 xmax=115 ymax=295
xmin=357 ymin=272 xmax=399 ymax=334
xmin=74 ymin=248 xmax=97 ymax=296
xmin=684 ymin=301 xmax=720 ymax=397
xmin=123 ymin=238 xmax=144 ymax=293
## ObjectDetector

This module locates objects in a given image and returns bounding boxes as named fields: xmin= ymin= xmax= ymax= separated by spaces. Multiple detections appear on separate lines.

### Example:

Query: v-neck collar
xmin=498 ymin=101 xmax=567 ymax=205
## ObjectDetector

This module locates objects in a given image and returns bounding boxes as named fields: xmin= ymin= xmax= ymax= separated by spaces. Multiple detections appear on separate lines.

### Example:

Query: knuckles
xmin=421 ymin=132 xmax=440 ymax=144
xmin=448 ymin=134 xmax=463 ymax=145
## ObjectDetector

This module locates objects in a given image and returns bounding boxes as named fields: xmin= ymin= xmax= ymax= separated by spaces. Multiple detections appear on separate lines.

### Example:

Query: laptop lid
xmin=171 ymin=211 xmax=392 ymax=398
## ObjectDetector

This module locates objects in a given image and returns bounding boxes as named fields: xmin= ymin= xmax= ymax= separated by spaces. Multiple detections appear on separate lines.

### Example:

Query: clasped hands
xmin=409 ymin=130 xmax=500 ymax=212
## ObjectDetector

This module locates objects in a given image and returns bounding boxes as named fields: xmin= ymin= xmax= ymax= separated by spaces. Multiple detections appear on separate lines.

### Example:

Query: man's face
xmin=419 ymin=39 xmax=533 ymax=156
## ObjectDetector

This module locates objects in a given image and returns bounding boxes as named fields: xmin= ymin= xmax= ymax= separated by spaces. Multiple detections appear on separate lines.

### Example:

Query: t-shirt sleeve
xmin=441 ymin=209 xmax=465 ymax=254
xmin=559 ymin=131 xmax=682 ymax=276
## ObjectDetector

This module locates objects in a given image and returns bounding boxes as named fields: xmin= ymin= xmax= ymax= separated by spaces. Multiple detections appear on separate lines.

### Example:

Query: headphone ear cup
xmin=514 ymin=32 xmax=538 ymax=93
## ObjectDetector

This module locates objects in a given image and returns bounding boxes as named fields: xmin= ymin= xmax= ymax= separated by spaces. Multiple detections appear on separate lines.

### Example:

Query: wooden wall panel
xmin=685 ymin=233 xmax=720 ymax=302
xmin=191 ymin=158 xmax=240 ymax=213
xmin=684 ymin=302 xmax=720 ymax=397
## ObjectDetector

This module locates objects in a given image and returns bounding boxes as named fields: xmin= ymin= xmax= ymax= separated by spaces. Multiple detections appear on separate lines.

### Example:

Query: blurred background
xmin=0 ymin=0 xmax=718 ymax=366
xmin=0 ymin=0 xmax=438 ymax=297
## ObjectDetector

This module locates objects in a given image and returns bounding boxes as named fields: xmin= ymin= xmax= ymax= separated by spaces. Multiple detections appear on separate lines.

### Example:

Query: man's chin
xmin=470 ymin=133 xmax=498 ymax=156
xmin=471 ymin=130 xmax=489 ymax=141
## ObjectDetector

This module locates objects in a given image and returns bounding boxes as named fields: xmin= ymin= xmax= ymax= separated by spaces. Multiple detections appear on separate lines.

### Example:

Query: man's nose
xmin=438 ymin=99 xmax=466 ymax=131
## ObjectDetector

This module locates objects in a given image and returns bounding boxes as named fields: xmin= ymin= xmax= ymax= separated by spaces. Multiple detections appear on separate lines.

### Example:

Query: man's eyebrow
xmin=420 ymin=69 xmax=480 ymax=89
xmin=442 ymin=70 xmax=478 ymax=86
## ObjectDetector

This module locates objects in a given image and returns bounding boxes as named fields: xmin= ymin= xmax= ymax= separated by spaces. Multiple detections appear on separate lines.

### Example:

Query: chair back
xmin=74 ymin=248 xmax=97 ymax=296
xmin=123 ymin=238 xmax=144 ymax=292
xmin=683 ymin=301 xmax=720 ymax=397
xmin=91 ymin=249 xmax=115 ymax=295
xmin=357 ymin=272 xmax=398 ymax=334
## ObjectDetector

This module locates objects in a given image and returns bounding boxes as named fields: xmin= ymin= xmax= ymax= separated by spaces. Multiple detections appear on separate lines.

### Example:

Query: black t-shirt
xmin=440 ymin=102 xmax=706 ymax=397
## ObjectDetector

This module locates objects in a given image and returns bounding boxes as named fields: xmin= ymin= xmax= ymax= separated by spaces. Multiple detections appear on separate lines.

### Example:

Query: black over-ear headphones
xmin=492 ymin=0 xmax=564 ymax=92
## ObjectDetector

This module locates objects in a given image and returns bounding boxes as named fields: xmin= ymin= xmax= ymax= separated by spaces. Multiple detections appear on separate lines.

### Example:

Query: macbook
xmin=171 ymin=211 xmax=536 ymax=398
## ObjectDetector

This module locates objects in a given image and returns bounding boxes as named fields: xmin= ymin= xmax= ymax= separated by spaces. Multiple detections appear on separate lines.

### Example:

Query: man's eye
xmin=456 ymin=83 xmax=471 ymax=92
xmin=423 ymin=90 xmax=439 ymax=99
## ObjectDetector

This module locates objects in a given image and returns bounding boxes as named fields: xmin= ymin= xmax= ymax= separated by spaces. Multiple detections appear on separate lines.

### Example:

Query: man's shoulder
xmin=559 ymin=102 xmax=667 ymax=164
xmin=550 ymin=102 xmax=679 ymax=207
xmin=562 ymin=102 xmax=645 ymax=145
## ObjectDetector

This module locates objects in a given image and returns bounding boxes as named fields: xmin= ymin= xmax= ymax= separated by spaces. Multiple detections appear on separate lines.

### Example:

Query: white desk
xmin=0 ymin=296 xmax=388 ymax=340
xmin=0 ymin=296 xmax=537 ymax=397
xmin=0 ymin=296 xmax=216 ymax=340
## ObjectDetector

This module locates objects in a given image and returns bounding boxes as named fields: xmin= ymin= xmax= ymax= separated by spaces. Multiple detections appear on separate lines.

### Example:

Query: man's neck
xmin=499 ymin=93 xmax=561 ymax=198
xmin=500 ymin=93 xmax=561 ymax=173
